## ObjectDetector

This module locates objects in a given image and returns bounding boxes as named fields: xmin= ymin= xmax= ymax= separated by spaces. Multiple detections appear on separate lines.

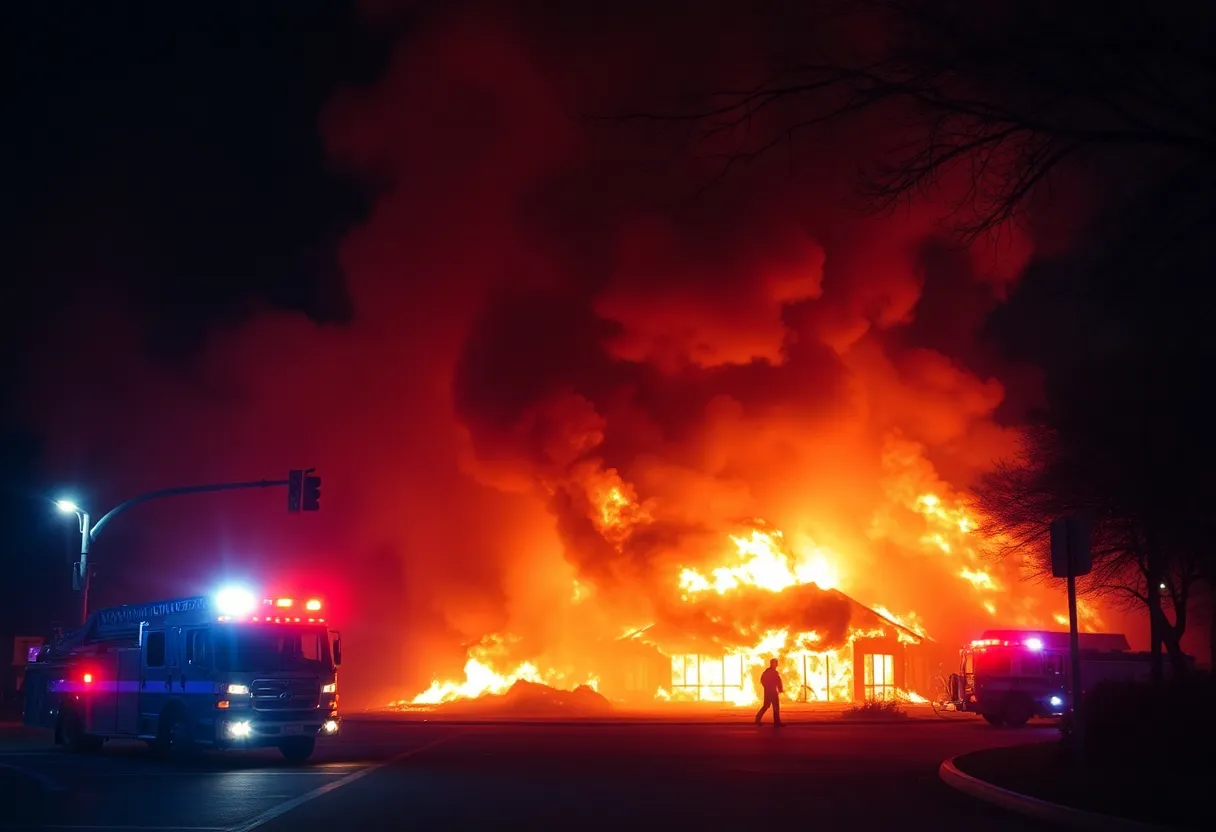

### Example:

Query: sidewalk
xmin=941 ymin=740 xmax=1210 ymax=830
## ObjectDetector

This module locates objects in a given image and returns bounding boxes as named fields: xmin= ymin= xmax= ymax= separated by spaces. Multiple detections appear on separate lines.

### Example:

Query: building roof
xmin=620 ymin=584 xmax=927 ymax=654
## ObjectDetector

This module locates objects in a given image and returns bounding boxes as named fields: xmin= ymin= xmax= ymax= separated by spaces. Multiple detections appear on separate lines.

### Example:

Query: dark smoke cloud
xmin=20 ymin=1 xmax=1092 ymax=703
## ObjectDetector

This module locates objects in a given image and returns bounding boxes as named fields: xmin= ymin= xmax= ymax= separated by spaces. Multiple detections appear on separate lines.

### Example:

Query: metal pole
xmin=78 ymin=509 xmax=91 ymax=626
xmin=72 ymin=478 xmax=291 ymax=625
xmin=1067 ymin=555 xmax=1085 ymax=763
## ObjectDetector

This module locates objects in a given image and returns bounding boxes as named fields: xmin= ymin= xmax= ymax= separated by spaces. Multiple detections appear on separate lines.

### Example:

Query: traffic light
xmin=287 ymin=470 xmax=303 ymax=513
xmin=302 ymin=470 xmax=321 ymax=512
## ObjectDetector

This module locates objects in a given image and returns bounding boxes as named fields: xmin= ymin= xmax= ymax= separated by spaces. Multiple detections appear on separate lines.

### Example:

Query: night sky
xmin=3 ymin=1 xmax=1212 ymax=707
xmin=3 ymin=1 xmax=390 ymax=630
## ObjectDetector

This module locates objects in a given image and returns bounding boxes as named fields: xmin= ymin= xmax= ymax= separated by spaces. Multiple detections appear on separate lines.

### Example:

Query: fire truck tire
xmin=981 ymin=713 xmax=1005 ymax=727
xmin=1001 ymin=701 xmax=1032 ymax=728
xmin=278 ymin=737 xmax=316 ymax=764
xmin=153 ymin=707 xmax=195 ymax=759
xmin=59 ymin=709 xmax=103 ymax=752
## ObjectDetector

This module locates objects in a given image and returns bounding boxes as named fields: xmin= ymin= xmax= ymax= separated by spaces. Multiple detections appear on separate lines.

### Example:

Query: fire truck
xmin=22 ymin=586 xmax=342 ymax=763
xmin=944 ymin=629 xmax=1162 ymax=727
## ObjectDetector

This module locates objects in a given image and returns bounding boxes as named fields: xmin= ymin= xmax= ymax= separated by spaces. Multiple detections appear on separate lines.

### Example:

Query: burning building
xmin=399 ymin=456 xmax=1103 ymax=712
xmin=610 ymin=587 xmax=930 ymax=706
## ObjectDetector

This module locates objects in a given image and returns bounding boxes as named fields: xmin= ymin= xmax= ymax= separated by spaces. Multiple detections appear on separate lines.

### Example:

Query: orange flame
xmin=402 ymin=434 xmax=1109 ymax=709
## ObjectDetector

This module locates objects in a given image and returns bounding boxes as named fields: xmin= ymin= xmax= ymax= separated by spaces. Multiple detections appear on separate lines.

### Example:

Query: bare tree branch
xmin=606 ymin=0 xmax=1216 ymax=241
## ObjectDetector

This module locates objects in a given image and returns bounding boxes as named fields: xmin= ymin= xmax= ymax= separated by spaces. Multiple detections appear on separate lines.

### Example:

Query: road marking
xmin=0 ymin=762 xmax=67 ymax=792
xmin=36 ymin=827 xmax=228 ymax=831
xmin=228 ymin=732 xmax=461 ymax=832
xmin=90 ymin=769 xmax=357 ymax=778
xmin=0 ymin=751 xmax=57 ymax=757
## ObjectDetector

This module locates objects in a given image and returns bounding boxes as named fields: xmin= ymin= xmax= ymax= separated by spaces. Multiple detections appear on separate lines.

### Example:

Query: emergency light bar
xmin=264 ymin=597 xmax=323 ymax=612
xmin=970 ymin=636 xmax=1045 ymax=650
xmin=214 ymin=587 xmax=325 ymax=621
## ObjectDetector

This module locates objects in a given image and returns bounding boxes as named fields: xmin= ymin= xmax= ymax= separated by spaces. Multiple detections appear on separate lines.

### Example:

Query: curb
xmin=939 ymin=756 xmax=1171 ymax=831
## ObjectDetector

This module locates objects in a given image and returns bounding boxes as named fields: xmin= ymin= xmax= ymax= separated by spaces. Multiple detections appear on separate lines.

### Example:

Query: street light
xmin=55 ymin=498 xmax=92 ymax=624
xmin=48 ymin=471 xmax=317 ymax=627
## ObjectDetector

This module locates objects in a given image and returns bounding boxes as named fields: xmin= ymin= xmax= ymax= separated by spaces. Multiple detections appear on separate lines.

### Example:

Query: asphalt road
xmin=0 ymin=714 xmax=1063 ymax=831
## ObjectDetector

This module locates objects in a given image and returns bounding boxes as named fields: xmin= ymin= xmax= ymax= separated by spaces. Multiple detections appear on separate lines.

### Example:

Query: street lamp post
xmin=55 ymin=500 xmax=93 ymax=625
xmin=52 ymin=474 xmax=306 ymax=627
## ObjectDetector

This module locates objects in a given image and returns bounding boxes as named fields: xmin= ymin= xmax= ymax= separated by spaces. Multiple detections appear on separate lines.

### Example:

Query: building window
xmin=670 ymin=655 xmax=746 ymax=702
xmin=797 ymin=653 xmax=836 ymax=702
xmin=862 ymin=653 xmax=895 ymax=701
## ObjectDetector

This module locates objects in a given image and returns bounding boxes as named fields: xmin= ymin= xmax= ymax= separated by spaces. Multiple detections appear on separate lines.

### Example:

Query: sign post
xmin=1050 ymin=514 xmax=1092 ymax=763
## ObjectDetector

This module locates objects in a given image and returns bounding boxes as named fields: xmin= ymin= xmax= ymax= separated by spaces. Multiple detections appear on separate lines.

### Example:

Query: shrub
xmin=1060 ymin=673 xmax=1216 ymax=770
xmin=842 ymin=698 xmax=907 ymax=719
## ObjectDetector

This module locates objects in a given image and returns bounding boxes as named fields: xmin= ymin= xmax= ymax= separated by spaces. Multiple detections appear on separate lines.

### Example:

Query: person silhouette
xmin=754 ymin=658 xmax=784 ymax=726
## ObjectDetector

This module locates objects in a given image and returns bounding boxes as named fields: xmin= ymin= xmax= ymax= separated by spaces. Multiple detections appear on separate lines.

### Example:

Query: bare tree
xmin=617 ymin=0 xmax=1215 ymax=242
xmin=973 ymin=424 xmax=1196 ymax=677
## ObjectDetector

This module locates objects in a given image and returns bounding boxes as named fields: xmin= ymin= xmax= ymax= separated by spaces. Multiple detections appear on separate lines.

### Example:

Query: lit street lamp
xmin=55 ymin=499 xmax=94 ymax=625
xmin=50 ymin=472 xmax=314 ymax=627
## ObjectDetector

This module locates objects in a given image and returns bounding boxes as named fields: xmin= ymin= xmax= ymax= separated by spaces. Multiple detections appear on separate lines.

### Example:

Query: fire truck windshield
xmin=214 ymin=625 xmax=332 ymax=673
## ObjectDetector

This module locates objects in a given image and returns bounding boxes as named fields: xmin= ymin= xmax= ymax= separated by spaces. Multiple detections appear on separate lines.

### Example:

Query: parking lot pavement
xmin=0 ymin=720 xmax=460 ymax=831
xmin=0 ymin=715 xmax=1061 ymax=831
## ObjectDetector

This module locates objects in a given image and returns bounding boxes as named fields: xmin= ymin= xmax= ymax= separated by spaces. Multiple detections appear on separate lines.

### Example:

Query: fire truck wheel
xmin=154 ymin=708 xmax=195 ymax=759
xmin=1001 ymin=701 xmax=1032 ymax=728
xmin=278 ymin=737 xmax=316 ymax=764
xmin=981 ymin=713 xmax=1005 ymax=727
xmin=59 ymin=709 xmax=103 ymax=752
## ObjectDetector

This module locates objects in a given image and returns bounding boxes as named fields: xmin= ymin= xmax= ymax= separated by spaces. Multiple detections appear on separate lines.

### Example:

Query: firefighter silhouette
xmin=754 ymin=658 xmax=784 ymax=726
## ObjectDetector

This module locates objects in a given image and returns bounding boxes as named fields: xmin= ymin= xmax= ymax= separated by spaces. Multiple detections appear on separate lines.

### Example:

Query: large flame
xmin=399 ymin=437 xmax=1105 ymax=709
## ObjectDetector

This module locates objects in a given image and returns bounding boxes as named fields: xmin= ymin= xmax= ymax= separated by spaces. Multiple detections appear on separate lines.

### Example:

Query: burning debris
xmin=394 ymin=680 xmax=612 ymax=718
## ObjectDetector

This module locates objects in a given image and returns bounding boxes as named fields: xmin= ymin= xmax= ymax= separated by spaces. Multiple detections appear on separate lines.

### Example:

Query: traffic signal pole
xmin=71 ymin=473 xmax=319 ymax=625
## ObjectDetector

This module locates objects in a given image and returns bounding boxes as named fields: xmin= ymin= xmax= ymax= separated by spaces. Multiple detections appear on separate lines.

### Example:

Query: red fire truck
xmin=23 ymin=586 xmax=342 ymax=762
xmin=944 ymin=629 xmax=1161 ymax=727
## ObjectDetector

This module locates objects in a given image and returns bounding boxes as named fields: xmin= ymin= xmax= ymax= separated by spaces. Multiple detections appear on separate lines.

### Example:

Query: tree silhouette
xmin=972 ymin=426 xmax=1198 ymax=676
xmin=619 ymin=0 xmax=1215 ymax=242
xmin=616 ymin=0 xmax=1216 ymax=670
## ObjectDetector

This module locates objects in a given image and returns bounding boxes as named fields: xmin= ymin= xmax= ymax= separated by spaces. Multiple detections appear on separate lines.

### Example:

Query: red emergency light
xmin=262 ymin=597 xmax=322 ymax=612
xmin=969 ymin=637 xmax=1044 ymax=650
xmin=82 ymin=672 xmax=94 ymax=684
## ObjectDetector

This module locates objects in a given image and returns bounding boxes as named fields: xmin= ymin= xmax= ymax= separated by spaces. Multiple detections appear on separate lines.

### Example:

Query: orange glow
xmin=31 ymin=7 xmax=1133 ymax=713
xmin=275 ymin=598 xmax=294 ymax=608
xmin=679 ymin=528 xmax=839 ymax=596
xmin=401 ymin=441 xmax=1111 ymax=710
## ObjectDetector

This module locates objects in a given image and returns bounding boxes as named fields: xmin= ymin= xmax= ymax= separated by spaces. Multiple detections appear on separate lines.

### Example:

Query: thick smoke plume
xmin=20 ymin=2 xmax=1117 ymax=706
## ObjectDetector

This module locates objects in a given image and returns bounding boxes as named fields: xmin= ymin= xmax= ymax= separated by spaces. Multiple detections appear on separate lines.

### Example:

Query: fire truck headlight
xmin=323 ymin=720 xmax=339 ymax=735
xmin=227 ymin=720 xmax=253 ymax=739
xmin=321 ymin=683 xmax=336 ymax=694
xmin=1024 ymin=637 xmax=1044 ymax=650
xmin=1050 ymin=695 xmax=1064 ymax=708
xmin=226 ymin=684 xmax=250 ymax=696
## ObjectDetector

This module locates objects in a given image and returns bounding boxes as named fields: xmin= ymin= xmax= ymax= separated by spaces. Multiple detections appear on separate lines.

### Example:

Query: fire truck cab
xmin=949 ymin=629 xmax=1150 ymax=727
xmin=22 ymin=587 xmax=342 ymax=763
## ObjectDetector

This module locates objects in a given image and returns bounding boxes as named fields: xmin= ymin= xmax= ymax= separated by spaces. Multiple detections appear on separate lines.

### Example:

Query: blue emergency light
xmin=214 ymin=586 xmax=258 ymax=617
